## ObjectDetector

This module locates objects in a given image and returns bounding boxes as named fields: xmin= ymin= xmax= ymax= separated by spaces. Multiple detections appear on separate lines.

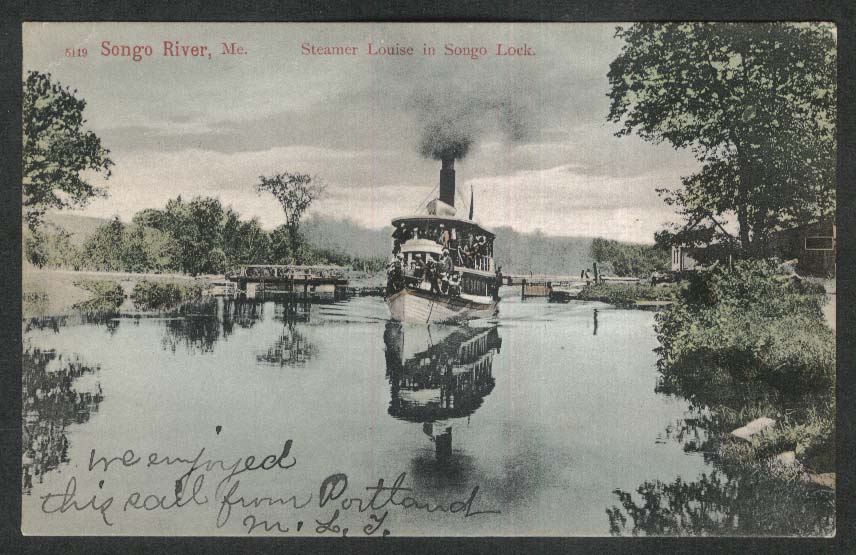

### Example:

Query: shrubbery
xmin=72 ymin=279 xmax=124 ymax=312
xmin=130 ymin=280 xmax=202 ymax=310
xmin=25 ymin=228 xmax=83 ymax=269
xmin=655 ymin=260 xmax=833 ymax=392
xmin=654 ymin=259 xmax=835 ymax=473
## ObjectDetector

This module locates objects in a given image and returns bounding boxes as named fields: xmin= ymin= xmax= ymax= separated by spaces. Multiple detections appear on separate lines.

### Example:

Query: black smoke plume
xmin=412 ymin=90 xmax=531 ymax=161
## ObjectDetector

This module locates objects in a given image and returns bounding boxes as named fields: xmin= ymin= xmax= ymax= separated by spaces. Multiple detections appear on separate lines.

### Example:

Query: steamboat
xmin=385 ymin=156 xmax=501 ymax=323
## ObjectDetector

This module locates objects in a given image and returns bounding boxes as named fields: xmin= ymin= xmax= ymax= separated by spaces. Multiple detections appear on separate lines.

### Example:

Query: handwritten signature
xmin=38 ymin=440 xmax=500 ymax=535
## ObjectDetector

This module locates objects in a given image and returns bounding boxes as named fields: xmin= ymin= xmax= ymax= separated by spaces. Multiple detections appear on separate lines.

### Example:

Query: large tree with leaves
xmin=257 ymin=172 xmax=325 ymax=263
xmin=607 ymin=23 xmax=835 ymax=255
xmin=22 ymin=71 xmax=114 ymax=230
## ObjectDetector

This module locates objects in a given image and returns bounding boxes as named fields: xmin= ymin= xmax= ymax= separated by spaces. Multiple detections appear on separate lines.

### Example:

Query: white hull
xmin=387 ymin=289 xmax=497 ymax=324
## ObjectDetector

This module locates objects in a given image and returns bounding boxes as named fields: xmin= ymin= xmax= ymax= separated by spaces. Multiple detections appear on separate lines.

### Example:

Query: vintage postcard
xmin=20 ymin=22 xmax=836 ymax=536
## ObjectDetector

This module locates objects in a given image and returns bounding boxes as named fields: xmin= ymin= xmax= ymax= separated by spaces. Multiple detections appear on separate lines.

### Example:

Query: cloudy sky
xmin=23 ymin=22 xmax=700 ymax=243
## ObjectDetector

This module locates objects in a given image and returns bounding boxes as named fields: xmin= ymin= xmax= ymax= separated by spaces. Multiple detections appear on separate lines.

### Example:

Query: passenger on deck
xmin=386 ymin=254 xmax=404 ymax=294
xmin=447 ymin=272 xmax=461 ymax=297
xmin=412 ymin=254 xmax=425 ymax=279
xmin=425 ymin=259 xmax=441 ymax=294
xmin=460 ymin=244 xmax=472 ymax=268
xmin=473 ymin=235 xmax=487 ymax=262
xmin=438 ymin=249 xmax=455 ymax=296
xmin=440 ymin=248 xmax=454 ymax=275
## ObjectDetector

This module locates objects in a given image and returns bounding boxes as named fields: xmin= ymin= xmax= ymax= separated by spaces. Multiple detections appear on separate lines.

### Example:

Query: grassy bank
xmin=607 ymin=260 xmax=836 ymax=536
xmin=577 ymin=282 xmax=678 ymax=307
xmin=655 ymin=260 xmax=834 ymax=476
xmin=23 ymin=266 xmax=210 ymax=318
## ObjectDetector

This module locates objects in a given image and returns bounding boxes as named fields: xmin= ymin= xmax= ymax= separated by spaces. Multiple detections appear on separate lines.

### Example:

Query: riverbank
xmin=574 ymin=276 xmax=835 ymax=329
xmin=23 ymin=266 xmax=389 ymax=318
xmin=653 ymin=261 xmax=835 ymax=491
xmin=22 ymin=266 xmax=215 ymax=318
xmin=575 ymin=282 xmax=678 ymax=308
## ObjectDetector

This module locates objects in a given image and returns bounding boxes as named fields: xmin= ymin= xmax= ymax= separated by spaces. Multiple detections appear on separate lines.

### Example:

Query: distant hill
xmin=300 ymin=217 xmax=595 ymax=275
xmin=42 ymin=212 xmax=596 ymax=274
xmin=301 ymin=215 xmax=392 ymax=260
xmin=493 ymin=227 xmax=593 ymax=276
xmin=42 ymin=212 xmax=112 ymax=245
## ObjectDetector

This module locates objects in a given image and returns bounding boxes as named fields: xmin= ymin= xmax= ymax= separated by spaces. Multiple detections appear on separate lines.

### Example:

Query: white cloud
xmin=464 ymin=165 xmax=682 ymax=242
xmin=28 ymin=22 xmax=700 ymax=244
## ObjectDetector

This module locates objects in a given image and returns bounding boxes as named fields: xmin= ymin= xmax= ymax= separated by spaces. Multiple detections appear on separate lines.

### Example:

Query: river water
xmin=20 ymin=292 xmax=833 ymax=536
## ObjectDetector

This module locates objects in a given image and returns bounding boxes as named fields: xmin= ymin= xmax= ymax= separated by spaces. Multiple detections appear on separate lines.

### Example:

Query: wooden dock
xmin=225 ymin=265 xmax=348 ymax=302
xmin=506 ymin=274 xmax=589 ymax=286
xmin=634 ymin=300 xmax=674 ymax=310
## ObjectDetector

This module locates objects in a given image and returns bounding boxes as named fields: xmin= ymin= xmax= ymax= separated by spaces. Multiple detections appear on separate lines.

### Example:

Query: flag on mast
xmin=469 ymin=185 xmax=474 ymax=220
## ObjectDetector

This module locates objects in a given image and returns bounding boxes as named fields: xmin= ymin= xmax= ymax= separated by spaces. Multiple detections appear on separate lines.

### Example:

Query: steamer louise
xmin=385 ymin=157 xmax=502 ymax=323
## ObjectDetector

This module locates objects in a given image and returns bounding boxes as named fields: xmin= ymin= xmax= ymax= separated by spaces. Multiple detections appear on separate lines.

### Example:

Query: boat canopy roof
xmin=400 ymin=238 xmax=445 ymax=255
xmin=391 ymin=215 xmax=495 ymax=239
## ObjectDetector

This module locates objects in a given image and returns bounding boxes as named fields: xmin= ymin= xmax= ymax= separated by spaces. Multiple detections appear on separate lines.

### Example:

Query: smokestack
xmin=439 ymin=156 xmax=455 ymax=207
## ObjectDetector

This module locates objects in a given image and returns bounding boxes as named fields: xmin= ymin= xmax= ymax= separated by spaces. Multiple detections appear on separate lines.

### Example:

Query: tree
xmin=82 ymin=217 xmax=126 ymax=271
xmin=132 ymin=208 xmax=168 ymax=231
xmin=22 ymin=71 xmax=113 ymax=230
xmin=160 ymin=196 xmax=226 ymax=275
xmin=257 ymin=172 xmax=325 ymax=263
xmin=24 ymin=227 xmax=82 ymax=269
xmin=121 ymin=225 xmax=177 ymax=273
xmin=222 ymin=209 xmax=271 ymax=270
xmin=268 ymin=225 xmax=296 ymax=265
xmin=607 ymin=23 xmax=836 ymax=256
xmin=590 ymin=237 xmax=669 ymax=277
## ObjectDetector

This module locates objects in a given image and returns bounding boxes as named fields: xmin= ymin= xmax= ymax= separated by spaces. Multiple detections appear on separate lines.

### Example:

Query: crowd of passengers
xmin=387 ymin=222 xmax=503 ymax=298
xmin=386 ymin=248 xmax=460 ymax=297
xmin=391 ymin=223 xmax=493 ymax=270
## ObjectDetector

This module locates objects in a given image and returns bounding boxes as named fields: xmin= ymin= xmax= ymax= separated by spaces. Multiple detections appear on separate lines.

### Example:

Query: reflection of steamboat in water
xmin=384 ymin=322 xmax=500 ymax=459
xmin=386 ymin=156 xmax=501 ymax=323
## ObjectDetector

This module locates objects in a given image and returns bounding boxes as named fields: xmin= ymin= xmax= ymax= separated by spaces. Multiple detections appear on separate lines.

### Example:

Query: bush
xmin=654 ymin=259 xmax=835 ymax=473
xmin=25 ymin=228 xmax=83 ymax=269
xmin=130 ymin=280 xmax=202 ymax=310
xmin=72 ymin=279 xmax=124 ymax=312
xmin=655 ymin=260 xmax=833 ymax=392
xmin=717 ymin=399 xmax=834 ymax=474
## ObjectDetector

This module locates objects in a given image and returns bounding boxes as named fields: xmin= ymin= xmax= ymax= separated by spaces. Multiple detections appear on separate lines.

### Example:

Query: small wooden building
xmin=769 ymin=218 xmax=836 ymax=277
xmin=671 ymin=245 xmax=707 ymax=272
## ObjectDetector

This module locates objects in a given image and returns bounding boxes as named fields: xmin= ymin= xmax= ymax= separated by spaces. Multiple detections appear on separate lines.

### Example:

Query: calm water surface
xmin=20 ymin=293 xmax=767 ymax=535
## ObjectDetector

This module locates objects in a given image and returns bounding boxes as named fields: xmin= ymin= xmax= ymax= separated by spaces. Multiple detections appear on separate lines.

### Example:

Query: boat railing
xmin=482 ymin=255 xmax=494 ymax=272
xmin=467 ymin=255 xmax=493 ymax=273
